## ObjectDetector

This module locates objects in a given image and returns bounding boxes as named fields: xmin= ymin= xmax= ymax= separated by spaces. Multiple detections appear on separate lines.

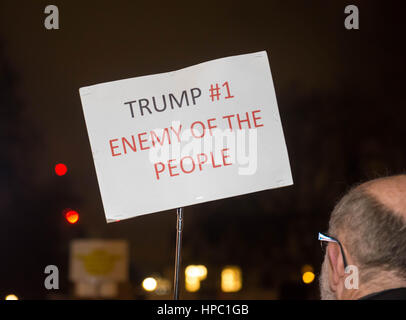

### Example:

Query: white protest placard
xmin=79 ymin=51 xmax=293 ymax=222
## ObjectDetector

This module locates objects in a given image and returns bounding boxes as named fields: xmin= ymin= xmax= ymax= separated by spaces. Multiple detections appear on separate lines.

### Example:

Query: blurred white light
xmin=185 ymin=265 xmax=207 ymax=279
xmin=142 ymin=277 xmax=157 ymax=292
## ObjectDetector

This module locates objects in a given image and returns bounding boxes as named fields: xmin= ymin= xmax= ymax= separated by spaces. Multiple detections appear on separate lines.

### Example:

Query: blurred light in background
xmin=155 ymin=278 xmax=171 ymax=295
xmin=301 ymin=264 xmax=314 ymax=274
xmin=142 ymin=277 xmax=157 ymax=292
xmin=302 ymin=271 xmax=315 ymax=284
xmin=185 ymin=265 xmax=207 ymax=292
xmin=301 ymin=265 xmax=315 ymax=284
xmin=5 ymin=294 xmax=18 ymax=300
xmin=301 ymin=264 xmax=315 ymax=284
xmin=54 ymin=163 xmax=68 ymax=176
xmin=221 ymin=266 xmax=242 ymax=292
xmin=65 ymin=210 xmax=79 ymax=224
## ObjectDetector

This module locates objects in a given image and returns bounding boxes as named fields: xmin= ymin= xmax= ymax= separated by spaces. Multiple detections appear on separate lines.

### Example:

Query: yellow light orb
xmin=5 ymin=294 xmax=19 ymax=300
xmin=185 ymin=265 xmax=207 ymax=292
xmin=302 ymin=271 xmax=315 ymax=284
xmin=221 ymin=266 xmax=242 ymax=293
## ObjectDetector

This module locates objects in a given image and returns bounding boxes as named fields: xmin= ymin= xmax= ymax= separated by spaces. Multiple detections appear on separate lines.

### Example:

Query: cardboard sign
xmin=80 ymin=51 xmax=293 ymax=222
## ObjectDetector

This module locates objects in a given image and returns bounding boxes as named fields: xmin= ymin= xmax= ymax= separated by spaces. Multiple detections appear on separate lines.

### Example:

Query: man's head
xmin=319 ymin=174 xmax=406 ymax=300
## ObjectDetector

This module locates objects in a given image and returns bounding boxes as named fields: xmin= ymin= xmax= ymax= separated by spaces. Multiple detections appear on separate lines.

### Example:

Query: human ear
xmin=327 ymin=243 xmax=345 ymax=291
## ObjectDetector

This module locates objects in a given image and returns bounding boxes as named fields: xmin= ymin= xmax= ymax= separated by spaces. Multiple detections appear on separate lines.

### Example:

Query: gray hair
xmin=328 ymin=184 xmax=406 ymax=282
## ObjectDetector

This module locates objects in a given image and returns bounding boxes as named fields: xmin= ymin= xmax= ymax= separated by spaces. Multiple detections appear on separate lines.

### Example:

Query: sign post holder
xmin=173 ymin=207 xmax=183 ymax=300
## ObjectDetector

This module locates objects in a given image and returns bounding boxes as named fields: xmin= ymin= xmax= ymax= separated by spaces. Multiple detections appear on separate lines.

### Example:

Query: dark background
xmin=0 ymin=0 xmax=404 ymax=299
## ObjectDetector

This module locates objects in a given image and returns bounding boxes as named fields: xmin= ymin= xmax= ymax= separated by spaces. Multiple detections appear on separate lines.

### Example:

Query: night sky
xmin=0 ymin=0 xmax=405 ymax=299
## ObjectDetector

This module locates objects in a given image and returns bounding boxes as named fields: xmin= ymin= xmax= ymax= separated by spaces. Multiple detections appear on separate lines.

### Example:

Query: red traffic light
xmin=65 ymin=210 xmax=79 ymax=224
xmin=55 ymin=163 xmax=68 ymax=176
